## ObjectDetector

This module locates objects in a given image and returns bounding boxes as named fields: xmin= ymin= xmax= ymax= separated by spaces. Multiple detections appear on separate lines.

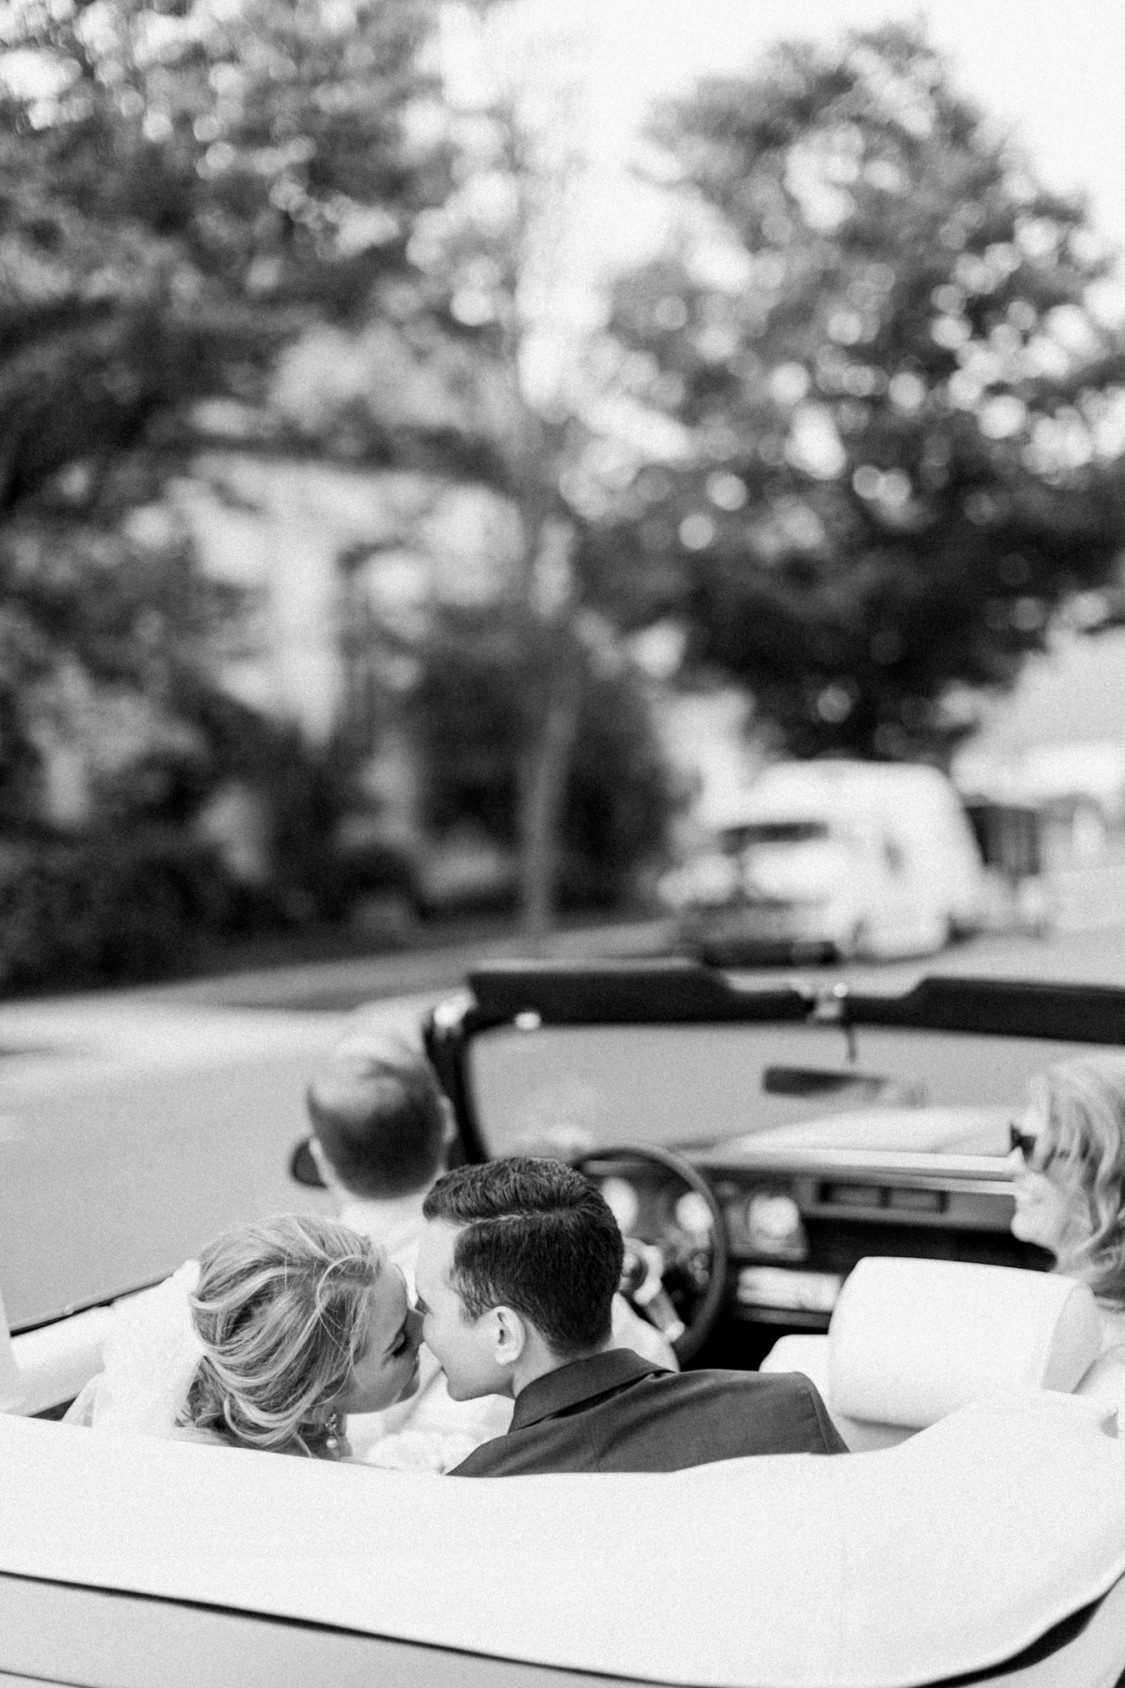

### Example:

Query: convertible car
xmin=3 ymin=959 xmax=1125 ymax=1688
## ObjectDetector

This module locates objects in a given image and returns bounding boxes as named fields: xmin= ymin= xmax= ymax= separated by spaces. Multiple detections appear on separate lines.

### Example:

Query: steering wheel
xmin=574 ymin=1144 xmax=730 ymax=1366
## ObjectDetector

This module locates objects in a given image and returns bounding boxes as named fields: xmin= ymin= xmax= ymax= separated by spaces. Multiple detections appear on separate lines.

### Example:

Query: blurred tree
xmin=605 ymin=22 xmax=1125 ymax=760
xmin=0 ymin=0 xmax=450 ymax=827
xmin=0 ymin=0 xmax=448 ymax=513
xmin=273 ymin=5 xmax=678 ymax=938
xmin=409 ymin=601 xmax=677 ymax=908
xmin=0 ymin=485 xmax=243 ymax=825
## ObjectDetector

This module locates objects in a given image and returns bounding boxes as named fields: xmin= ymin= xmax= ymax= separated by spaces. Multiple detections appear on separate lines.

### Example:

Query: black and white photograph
xmin=2 ymin=1 xmax=1125 ymax=1683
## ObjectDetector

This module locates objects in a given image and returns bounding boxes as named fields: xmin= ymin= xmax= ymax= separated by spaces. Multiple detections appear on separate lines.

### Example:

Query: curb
xmin=145 ymin=919 xmax=677 ymax=1011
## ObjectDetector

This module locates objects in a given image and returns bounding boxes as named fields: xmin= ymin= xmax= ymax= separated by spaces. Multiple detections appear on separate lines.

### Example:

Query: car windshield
xmin=464 ymin=1016 xmax=1112 ymax=1160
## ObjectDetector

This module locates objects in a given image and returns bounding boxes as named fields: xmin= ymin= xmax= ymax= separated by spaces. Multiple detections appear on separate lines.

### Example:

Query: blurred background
xmin=3 ymin=0 xmax=1125 ymax=993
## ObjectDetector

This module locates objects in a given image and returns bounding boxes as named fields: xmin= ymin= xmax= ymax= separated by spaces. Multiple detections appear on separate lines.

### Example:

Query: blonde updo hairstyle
xmin=1028 ymin=1054 xmax=1125 ymax=1307
xmin=179 ymin=1214 xmax=382 ymax=1456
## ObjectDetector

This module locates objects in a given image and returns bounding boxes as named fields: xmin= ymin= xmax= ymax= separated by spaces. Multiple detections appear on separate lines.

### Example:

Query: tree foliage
xmin=0 ymin=0 xmax=448 ymax=514
xmin=0 ymin=478 xmax=241 ymax=823
xmin=0 ymin=0 xmax=447 ymax=822
xmin=272 ymin=13 xmax=679 ymax=934
xmin=0 ymin=0 xmax=675 ymax=924
xmin=607 ymin=23 xmax=1125 ymax=759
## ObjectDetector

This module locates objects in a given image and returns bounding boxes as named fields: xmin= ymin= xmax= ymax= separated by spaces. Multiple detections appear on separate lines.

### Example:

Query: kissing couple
xmin=69 ymin=1034 xmax=843 ymax=1474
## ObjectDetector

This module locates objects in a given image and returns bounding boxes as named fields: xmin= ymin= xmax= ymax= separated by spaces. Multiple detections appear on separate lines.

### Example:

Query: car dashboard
xmin=578 ymin=1115 xmax=1030 ymax=1350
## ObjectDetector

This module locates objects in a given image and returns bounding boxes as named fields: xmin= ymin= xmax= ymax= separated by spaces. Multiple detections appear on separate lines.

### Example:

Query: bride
xmin=67 ymin=1213 xmax=422 ymax=1457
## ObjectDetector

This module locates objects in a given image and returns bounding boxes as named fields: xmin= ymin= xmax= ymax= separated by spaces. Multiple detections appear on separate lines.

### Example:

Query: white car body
xmin=3 ymin=1278 xmax=1125 ymax=1688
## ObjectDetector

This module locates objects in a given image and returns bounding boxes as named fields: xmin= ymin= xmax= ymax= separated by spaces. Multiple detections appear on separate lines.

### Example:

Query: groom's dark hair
xmin=422 ymin=1157 xmax=623 ymax=1357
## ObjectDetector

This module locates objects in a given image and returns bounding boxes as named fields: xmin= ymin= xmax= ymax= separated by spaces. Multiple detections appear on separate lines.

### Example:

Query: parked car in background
xmin=659 ymin=760 xmax=987 ymax=964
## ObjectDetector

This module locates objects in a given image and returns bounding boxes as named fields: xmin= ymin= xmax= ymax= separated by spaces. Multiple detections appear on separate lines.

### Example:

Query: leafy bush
xmin=314 ymin=837 xmax=421 ymax=923
xmin=561 ymin=669 xmax=679 ymax=908
xmin=0 ymin=830 xmax=232 ymax=994
xmin=410 ymin=611 xmax=679 ymax=909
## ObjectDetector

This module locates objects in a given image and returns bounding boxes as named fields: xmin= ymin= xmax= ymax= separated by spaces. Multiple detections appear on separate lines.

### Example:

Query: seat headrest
xmin=828 ymin=1257 xmax=1103 ymax=1430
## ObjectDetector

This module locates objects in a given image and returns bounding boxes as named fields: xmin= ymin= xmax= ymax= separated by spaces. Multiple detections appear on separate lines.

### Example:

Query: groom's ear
xmin=491 ymin=1305 xmax=527 ymax=1369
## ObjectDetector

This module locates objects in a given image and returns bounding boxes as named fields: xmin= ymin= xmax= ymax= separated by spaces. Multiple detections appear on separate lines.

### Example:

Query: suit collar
xmin=511 ymin=1348 xmax=663 ymax=1431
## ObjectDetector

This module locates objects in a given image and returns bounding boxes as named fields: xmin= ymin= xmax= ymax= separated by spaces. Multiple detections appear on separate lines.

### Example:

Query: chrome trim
xmin=700 ymin=1145 xmax=1014 ymax=1183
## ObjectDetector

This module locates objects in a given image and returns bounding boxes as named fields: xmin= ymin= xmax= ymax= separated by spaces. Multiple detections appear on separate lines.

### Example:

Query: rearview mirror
xmin=762 ymin=1066 xmax=926 ymax=1106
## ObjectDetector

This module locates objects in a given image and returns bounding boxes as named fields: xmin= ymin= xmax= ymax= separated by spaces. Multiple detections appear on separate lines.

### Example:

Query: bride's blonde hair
xmin=1028 ymin=1055 xmax=1125 ymax=1307
xmin=179 ymin=1214 xmax=381 ymax=1455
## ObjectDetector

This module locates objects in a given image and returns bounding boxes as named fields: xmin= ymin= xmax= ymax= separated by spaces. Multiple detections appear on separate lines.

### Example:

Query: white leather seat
xmin=762 ymin=1330 xmax=908 ymax=1451
xmin=2 ymin=1287 xmax=112 ymax=1417
xmin=762 ymin=1257 xmax=1109 ymax=1451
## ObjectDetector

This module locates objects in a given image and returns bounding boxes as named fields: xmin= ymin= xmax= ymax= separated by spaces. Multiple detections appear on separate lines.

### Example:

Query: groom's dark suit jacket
xmin=450 ymin=1348 xmax=847 ymax=1477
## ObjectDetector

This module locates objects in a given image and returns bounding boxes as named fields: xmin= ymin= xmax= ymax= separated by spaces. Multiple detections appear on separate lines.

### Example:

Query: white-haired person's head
xmin=1009 ymin=1054 xmax=1125 ymax=1308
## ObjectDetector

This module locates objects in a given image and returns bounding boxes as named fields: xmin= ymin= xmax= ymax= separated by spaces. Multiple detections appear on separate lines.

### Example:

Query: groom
xmin=414 ymin=1157 xmax=847 ymax=1476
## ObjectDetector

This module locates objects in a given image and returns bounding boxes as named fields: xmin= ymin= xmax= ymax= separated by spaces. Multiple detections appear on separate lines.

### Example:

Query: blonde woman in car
xmin=67 ymin=1214 xmax=422 ymax=1457
xmin=1008 ymin=1054 xmax=1125 ymax=1396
